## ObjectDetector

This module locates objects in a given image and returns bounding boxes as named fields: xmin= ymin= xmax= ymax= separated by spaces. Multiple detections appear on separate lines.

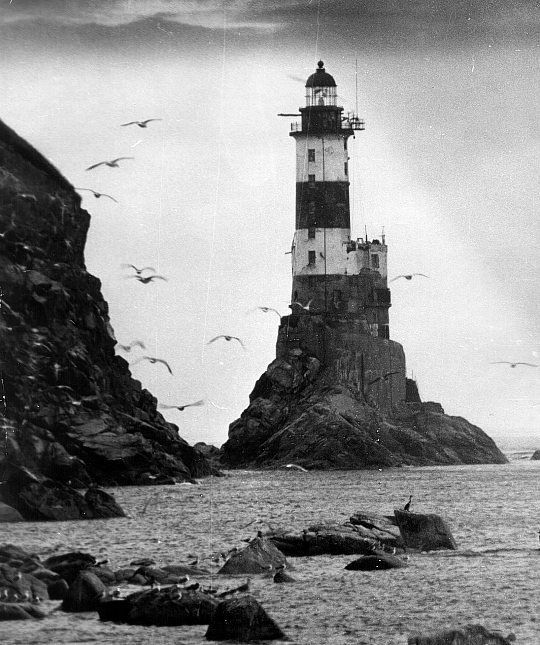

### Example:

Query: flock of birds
xmin=73 ymin=118 xmax=536 ymax=420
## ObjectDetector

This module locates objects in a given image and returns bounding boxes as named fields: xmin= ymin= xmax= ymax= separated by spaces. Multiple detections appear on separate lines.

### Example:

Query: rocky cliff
xmin=221 ymin=320 xmax=507 ymax=469
xmin=0 ymin=119 xmax=215 ymax=502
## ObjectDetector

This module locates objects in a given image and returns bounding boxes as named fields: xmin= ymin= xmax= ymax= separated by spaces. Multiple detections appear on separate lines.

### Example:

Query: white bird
xmin=121 ymin=119 xmax=162 ymax=128
xmin=159 ymin=400 xmax=205 ymax=411
xmin=85 ymin=157 xmax=134 ymax=171
xmin=75 ymin=187 xmax=118 ymax=202
xmin=284 ymin=463 xmax=309 ymax=472
xmin=131 ymin=356 xmax=173 ymax=374
xmin=390 ymin=273 xmax=429 ymax=282
xmin=490 ymin=361 xmax=538 ymax=368
xmin=121 ymin=264 xmax=157 ymax=275
xmin=207 ymin=335 xmax=246 ymax=349
xmin=292 ymin=299 xmax=312 ymax=311
xmin=117 ymin=340 xmax=146 ymax=352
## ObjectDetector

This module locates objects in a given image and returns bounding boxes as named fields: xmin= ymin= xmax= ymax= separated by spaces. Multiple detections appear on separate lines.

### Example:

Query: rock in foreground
xmin=205 ymin=595 xmax=287 ymax=641
xmin=408 ymin=624 xmax=515 ymax=644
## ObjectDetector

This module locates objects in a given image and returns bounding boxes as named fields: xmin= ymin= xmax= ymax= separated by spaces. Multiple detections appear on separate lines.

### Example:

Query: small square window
xmin=308 ymin=174 xmax=316 ymax=184
xmin=371 ymin=254 xmax=380 ymax=269
xmin=308 ymin=250 xmax=316 ymax=265
xmin=308 ymin=227 xmax=316 ymax=239
xmin=308 ymin=149 xmax=316 ymax=162
xmin=344 ymin=162 xmax=348 ymax=175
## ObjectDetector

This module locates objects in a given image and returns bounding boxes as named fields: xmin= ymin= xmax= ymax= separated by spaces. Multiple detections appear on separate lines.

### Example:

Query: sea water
xmin=2 ymin=456 xmax=539 ymax=644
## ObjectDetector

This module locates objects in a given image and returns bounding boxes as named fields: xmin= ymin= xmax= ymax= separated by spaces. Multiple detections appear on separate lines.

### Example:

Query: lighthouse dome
xmin=305 ymin=61 xmax=336 ymax=87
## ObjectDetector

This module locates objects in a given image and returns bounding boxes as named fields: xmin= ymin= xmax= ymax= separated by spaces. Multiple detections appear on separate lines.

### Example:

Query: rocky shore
xmin=0 ymin=119 xmax=217 ymax=521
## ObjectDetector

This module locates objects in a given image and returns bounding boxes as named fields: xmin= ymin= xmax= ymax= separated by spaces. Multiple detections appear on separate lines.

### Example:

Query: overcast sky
xmin=1 ymin=0 xmax=538 ymax=447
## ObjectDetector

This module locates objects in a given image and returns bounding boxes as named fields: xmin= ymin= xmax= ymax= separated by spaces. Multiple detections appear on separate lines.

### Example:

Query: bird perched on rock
xmin=117 ymin=340 xmax=146 ymax=352
xmin=368 ymin=371 xmax=400 ymax=386
xmin=207 ymin=335 xmax=245 ymax=349
xmin=403 ymin=495 xmax=413 ymax=512
xmin=273 ymin=564 xmax=295 ymax=583
xmin=390 ymin=273 xmax=429 ymax=282
xmin=126 ymin=274 xmax=168 ymax=284
xmin=75 ymin=188 xmax=118 ymax=202
xmin=490 ymin=361 xmax=538 ymax=368
xmin=85 ymin=157 xmax=134 ymax=171
xmin=131 ymin=356 xmax=173 ymax=374
xmin=121 ymin=264 xmax=156 ymax=275
xmin=121 ymin=119 xmax=162 ymax=128
xmin=159 ymin=400 xmax=204 ymax=411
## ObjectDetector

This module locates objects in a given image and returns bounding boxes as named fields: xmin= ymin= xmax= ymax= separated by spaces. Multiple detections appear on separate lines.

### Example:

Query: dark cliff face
xmin=221 ymin=324 xmax=508 ymax=469
xmin=0 ymin=118 xmax=214 ymax=488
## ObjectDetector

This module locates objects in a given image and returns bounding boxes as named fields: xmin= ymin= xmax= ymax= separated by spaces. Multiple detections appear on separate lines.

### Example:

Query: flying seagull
xmin=252 ymin=306 xmax=281 ymax=318
xmin=207 ymin=335 xmax=246 ymax=349
xmin=85 ymin=157 xmax=134 ymax=171
xmin=121 ymin=119 xmax=162 ymax=128
xmin=490 ymin=361 xmax=538 ymax=368
xmin=126 ymin=274 xmax=168 ymax=284
xmin=284 ymin=463 xmax=309 ymax=472
xmin=131 ymin=356 xmax=173 ymax=374
xmin=121 ymin=264 xmax=157 ymax=275
xmin=159 ymin=400 xmax=205 ymax=411
xmin=390 ymin=273 xmax=429 ymax=282
xmin=75 ymin=188 xmax=118 ymax=202
xmin=368 ymin=371 xmax=400 ymax=386
xmin=292 ymin=299 xmax=312 ymax=311
xmin=117 ymin=340 xmax=146 ymax=352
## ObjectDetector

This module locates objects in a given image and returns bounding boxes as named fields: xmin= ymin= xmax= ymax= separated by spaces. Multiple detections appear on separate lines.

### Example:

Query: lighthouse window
xmin=344 ymin=162 xmax=348 ymax=175
xmin=308 ymin=250 xmax=316 ymax=265
xmin=308 ymin=149 xmax=316 ymax=162
xmin=308 ymin=227 xmax=316 ymax=239
xmin=371 ymin=254 xmax=380 ymax=269
xmin=308 ymin=174 xmax=315 ymax=184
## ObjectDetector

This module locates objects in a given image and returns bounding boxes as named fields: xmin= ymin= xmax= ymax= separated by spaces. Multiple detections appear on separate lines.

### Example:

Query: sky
xmin=0 ymin=0 xmax=538 ymax=448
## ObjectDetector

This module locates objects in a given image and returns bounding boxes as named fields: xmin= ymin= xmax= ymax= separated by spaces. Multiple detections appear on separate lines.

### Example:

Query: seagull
xmin=75 ymin=188 xmax=118 ymax=202
xmin=284 ymin=463 xmax=309 ymax=472
xmin=292 ymin=299 xmax=312 ymax=311
xmin=390 ymin=273 xmax=429 ymax=282
xmin=85 ymin=157 xmax=134 ymax=171
xmin=252 ymin=306 xmax=281 ymax=318
xmin=207 ymin=335 xmax=246 ymax=349
xmin=126 ymin=274 xmax=168 ymax=284
xmin=159 ymin=400 xmax=205 ymax=411
xmin=121 ymin=264 xmax=156 ymax=275
xmin=117 ymin=340 xmax=146 ymax=352
xmin=368 ymin=371 xmax=400 ymax=386
xmin=490 ymin=361 xmax=538 ymax=368
xmin=121 ymin=119 xmax=162 ymax=128
xmin=131 ymin=356 xmax=173 ymax=374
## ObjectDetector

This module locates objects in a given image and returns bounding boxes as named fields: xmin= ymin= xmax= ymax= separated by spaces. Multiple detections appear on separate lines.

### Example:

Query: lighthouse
xmin=289 ymin=61 xmax=391 ymax=340
xmin=278 ymin=61 xmax=405 ymax=408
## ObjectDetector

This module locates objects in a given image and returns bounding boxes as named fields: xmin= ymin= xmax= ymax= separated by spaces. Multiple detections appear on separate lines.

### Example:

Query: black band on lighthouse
xmin=296 ymin=182 xmax=350 ymax=229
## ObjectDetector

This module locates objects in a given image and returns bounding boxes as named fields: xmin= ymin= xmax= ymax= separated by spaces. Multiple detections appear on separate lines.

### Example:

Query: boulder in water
xmin=0 ymin=602 xmax=46 ymax=620
xmin=99 ymin=586 xmax=219 ymax=626
xmin=205 ymin=595 xmax=287 ymax=641
xmin=394 ymin=510 xmax=457 ymax=551
xmin=43 ymin=552 xmax=96 ymax=585
xmin=0 ymin=563 xmax=49 ymax=602
xmin=270 ymin=526 xmax=375 ymax=557
xmin=47 ymin=578 xmax=70 ymax=600
xmin=344 ymin=554 xmax=407 ymax=570
xmin=218 ymin=537 xmax=287 ymax=575
xmin=61 ymin=571 xmax=106 ymax=612
xmin=84 ymin=487 xmax=125 ymax=518
xmin=531 ymin=449 xmax=540 ymax=460
xmin=408 ymin=624 xmax=516 ymax=644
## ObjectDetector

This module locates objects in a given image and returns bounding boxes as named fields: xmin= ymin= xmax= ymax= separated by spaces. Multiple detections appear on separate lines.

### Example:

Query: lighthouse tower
xmin=279 ymin=61 xmax=405 ymax=408
xmin=289 ymin=61 xmax=391 ymax=339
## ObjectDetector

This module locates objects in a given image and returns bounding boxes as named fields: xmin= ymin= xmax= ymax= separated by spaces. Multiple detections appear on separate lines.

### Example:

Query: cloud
xmin=0 ymin=0 xmax=285 ymax=31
